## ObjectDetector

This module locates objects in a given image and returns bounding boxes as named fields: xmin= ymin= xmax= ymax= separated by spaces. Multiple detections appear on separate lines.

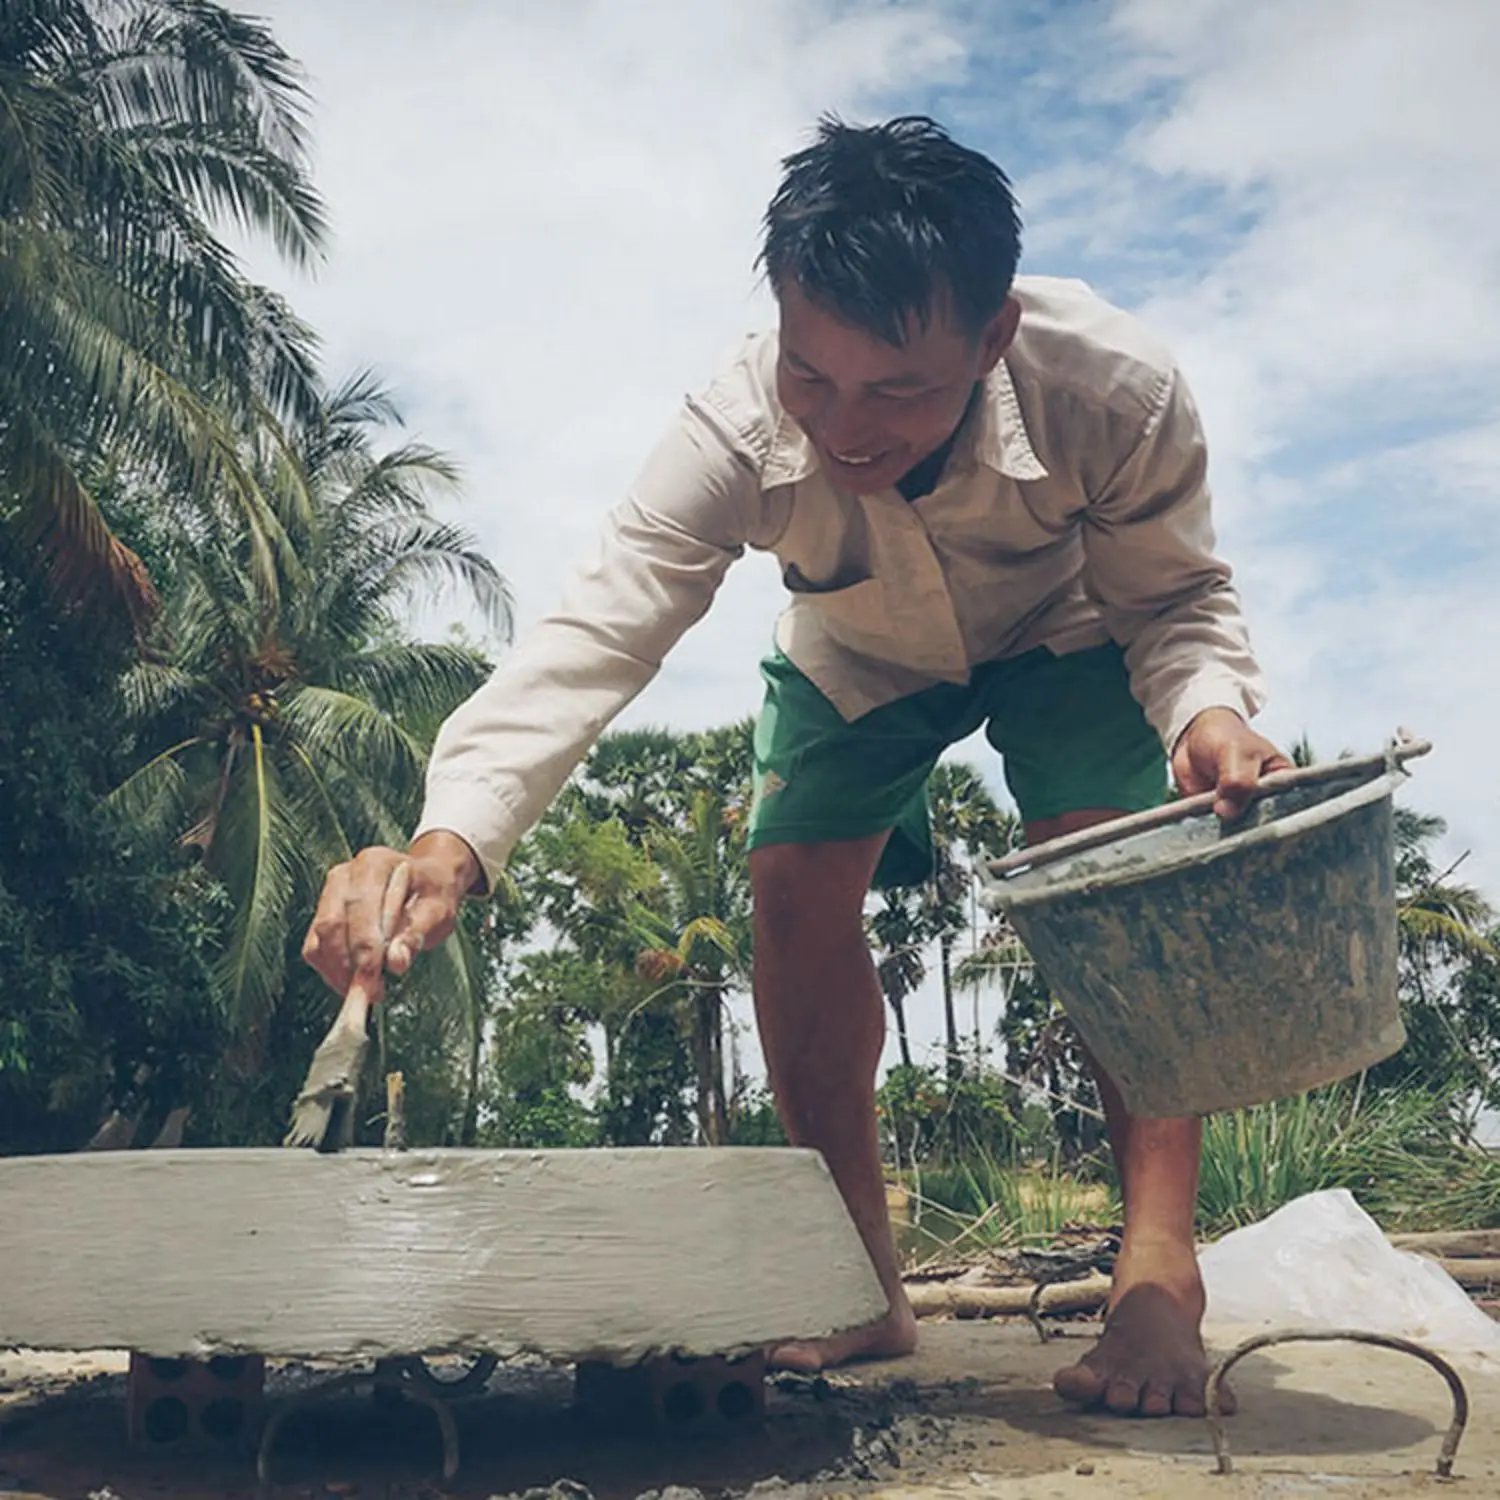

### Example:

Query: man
xmin=303 ymin=116 xmax=1289 ymax=1417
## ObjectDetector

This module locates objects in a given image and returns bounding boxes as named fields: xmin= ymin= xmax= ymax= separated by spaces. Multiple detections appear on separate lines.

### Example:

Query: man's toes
xmin=1197 ymin=1374 xmax=1236 ymax=1417
xmin=769 ymin=1341 xmax=824 ymax=1374
xmin=1139 ymin=1379 xmax=1175 ymax=1418
xmin=1104 ymin=1376 xmax=1144 ymax=1414
xmin=1052 ymin=1360 xmax=1107 ymax=1406
xmin=1172 ymin=1386 xmax=1206 ymax=1418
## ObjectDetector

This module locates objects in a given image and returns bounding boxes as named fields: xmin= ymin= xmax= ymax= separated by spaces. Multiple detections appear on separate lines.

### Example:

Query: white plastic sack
xmin=1199 ymin=1188 xmax=1500 ymax=1361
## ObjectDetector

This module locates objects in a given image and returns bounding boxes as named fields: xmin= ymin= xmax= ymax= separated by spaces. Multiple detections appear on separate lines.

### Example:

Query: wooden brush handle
xmin=332 ymin=861 xmax=413 ymax=1031
xmin=333 ymin=975 xmax=377 ymax=1037
xmin=988 ymin=733 xmax=1432 ymax=880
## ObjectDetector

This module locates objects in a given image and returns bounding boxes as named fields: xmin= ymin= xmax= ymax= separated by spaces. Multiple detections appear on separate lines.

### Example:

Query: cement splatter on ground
xmin=6 ymin=1321 xmax=1500 ymax=1500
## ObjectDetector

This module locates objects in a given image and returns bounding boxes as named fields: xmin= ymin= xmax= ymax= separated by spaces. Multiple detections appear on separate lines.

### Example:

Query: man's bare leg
xmin=1030 ymin=809 xmax=1227 ymax=1418
xmin=751 ymin=835 xmax=919 ymax=1371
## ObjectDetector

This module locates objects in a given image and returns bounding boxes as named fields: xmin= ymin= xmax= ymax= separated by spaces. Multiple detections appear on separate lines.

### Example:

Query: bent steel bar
xmin=256 ymin=1365 xmax=462 ymax=1485
xmin=1205 ymin=1327 xmax=1469 ymax=1479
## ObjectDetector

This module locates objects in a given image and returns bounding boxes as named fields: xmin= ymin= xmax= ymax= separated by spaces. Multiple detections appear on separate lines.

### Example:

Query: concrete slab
xmin=0 ymin=1147 xmax=885 ymax=1363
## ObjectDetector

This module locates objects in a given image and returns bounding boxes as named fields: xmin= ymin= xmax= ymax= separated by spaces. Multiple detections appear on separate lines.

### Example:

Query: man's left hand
xmin=1172 ymin=707 xmax=1293 ymax=822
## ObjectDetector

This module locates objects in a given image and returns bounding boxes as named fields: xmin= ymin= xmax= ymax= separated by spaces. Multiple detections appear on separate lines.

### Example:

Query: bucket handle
xmin=987 ymin=729 xmax=1431 ymax=881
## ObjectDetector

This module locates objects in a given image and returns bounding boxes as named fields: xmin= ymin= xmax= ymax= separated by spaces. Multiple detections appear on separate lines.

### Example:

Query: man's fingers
xmin=386 ymin=891 xmax=458 ymax=976
xmin=1214 ymin=741 xmax=1263 ymax=820
xmin=379 ymin=860 xmax=412 ymax=940
xmin=303 ymin=842 xmax=466 ymax=992
xmin=341 ymin=850 xmax=407 ymax=989
xmin=303 ymin=862 xmax=356 ymax=994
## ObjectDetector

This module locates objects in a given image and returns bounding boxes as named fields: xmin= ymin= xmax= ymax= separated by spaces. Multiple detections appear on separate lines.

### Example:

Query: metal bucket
xmin=979 ymin=758 xmax=1413 ymax=1117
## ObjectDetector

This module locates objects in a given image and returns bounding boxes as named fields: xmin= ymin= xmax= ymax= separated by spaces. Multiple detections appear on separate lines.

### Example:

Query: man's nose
xmin=820 ymin=393 xmax=878 ymax=454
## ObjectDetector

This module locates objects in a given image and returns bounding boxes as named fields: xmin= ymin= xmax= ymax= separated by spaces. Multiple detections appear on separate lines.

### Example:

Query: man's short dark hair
xmin=759 ymin=114 xmax=1022 ymax=346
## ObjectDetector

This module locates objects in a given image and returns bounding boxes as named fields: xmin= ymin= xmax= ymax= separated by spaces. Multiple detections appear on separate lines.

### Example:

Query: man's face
xmin=775 ymin=278 xmax=1018 ymax=496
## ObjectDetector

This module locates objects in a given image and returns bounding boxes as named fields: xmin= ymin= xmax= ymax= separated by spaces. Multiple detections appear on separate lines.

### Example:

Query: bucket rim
xmin=982 ymin=765 xmax=1406 ymax=912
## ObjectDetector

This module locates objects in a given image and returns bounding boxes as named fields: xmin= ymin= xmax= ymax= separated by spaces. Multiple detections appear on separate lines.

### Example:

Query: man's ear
xmin=976 ymin=297 xmax=1021 ymax=375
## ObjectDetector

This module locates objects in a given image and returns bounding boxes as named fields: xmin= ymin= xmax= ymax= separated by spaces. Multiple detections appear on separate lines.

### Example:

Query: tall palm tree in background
xmin=924 ymin=761 xmax=1015 ymax=1080
xmin=109 ymin=374 xmax=510 ymax=1044
xmin=633 ymin=785 xmax=753 ymax=1145
xmin=869 ymin=889 xmax=924 ymax=1070
xmin=514 ymin=724 xmax=757 ymax=1145
xmin=0 ymin=0 xmax=325 ymax=623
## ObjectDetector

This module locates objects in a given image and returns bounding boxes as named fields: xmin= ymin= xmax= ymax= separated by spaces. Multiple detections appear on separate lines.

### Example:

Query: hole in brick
xmin=144 ymin=1396 xmax=190 ymax=1443
xmin=207 ymin=1355 xmax=248 ymax=1382
xmin=662 ymin=1380 xmax=704 ymax=1424
xmin=200 ymin=1397 xmax=245 ymax=1440
xmin=717 ymin=1380 xmax=756 ymax=1422
xmin=147 ymin=1357 xmax=189 ymax=1382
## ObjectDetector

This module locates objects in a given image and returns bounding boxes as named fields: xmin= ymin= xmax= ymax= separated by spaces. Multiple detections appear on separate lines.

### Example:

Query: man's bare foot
xmin=770 ymin=1302 xmax=919 ymax=1372
xmin=1052 ymin=1240 xmax=1234 ymax=1418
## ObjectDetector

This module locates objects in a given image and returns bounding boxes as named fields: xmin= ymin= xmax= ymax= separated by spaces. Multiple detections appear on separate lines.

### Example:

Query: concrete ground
xmin=3 ymin=1316 xmax=1498 ymax=1500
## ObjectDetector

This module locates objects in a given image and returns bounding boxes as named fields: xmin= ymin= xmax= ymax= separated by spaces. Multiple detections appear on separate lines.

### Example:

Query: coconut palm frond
xmin=331 ymin=642 xmax=491 ymax=734
xmin=1400 ymin=900 xmax=1499 ymax=965
xmin=116 ymin=658 xmax=202 ymax=722
xmin=2 ymin=0 xmax=323 ymax=614
xmin=104 ymin=733 xmax=206 ymax=840
xmin=673 ymin=914 xmax=740 ymax=969
xmin=358 ymin=519 xmax=512 ymax=640
xmin=210 ymin=723 xmax=304 ymax=1031
xmin=1 ymin=412 xmax=160 ymax=623
xmin=279 ymin=683 xmax=430 ymax=794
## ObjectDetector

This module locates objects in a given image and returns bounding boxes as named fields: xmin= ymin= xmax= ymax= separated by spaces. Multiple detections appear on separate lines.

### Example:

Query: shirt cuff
xmin=411 ymin=776 xmax=526 ymax=897
xmin=1159 ymin=673 xmax=1268 ymax=757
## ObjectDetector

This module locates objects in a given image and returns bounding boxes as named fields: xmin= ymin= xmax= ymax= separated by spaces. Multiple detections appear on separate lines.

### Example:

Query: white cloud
xmin=239 ymin=0 xmax=1500 ymax=1082
xmin=242 ymin=0 xmax=967 ymax=1072
xmin=248 ymin=0 xmax=962 ymax=705
xmin=1090 ymin=0 xmax=1500 ymax=894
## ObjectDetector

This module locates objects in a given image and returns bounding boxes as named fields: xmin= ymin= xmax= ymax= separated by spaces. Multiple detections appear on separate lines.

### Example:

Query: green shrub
xmin=1197 ymin=1084 xmax=1500 ymax=1236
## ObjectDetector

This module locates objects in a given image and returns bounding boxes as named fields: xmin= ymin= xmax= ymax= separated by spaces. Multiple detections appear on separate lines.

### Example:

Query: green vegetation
xmin=3 ymin=1 xmax=1500 ymax=1276
xmin=1198 ymin=1083 xmax=1500 ymax=1237
xmin=899 ymin=1150 xmax=1120 ymax=1261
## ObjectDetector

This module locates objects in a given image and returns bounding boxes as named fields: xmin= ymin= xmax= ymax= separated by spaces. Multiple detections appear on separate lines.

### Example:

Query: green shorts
xmin=748 ymin=643 xmax=1168 ymax=888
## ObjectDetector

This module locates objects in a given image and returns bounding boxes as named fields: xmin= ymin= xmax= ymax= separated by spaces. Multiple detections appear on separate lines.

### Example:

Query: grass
xmin=1198 ymin=1083 xmax=1500 ymax=1237
xmin=893 ymin=1084 xmax=1500 ymax=1267
xmin=895 ymin=1151 xmax=1120 ymax=1266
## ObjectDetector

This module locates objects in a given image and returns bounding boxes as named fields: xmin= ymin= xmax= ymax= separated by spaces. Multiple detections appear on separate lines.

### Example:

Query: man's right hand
xmin=301 ymin=831 xmax=480 ymax=996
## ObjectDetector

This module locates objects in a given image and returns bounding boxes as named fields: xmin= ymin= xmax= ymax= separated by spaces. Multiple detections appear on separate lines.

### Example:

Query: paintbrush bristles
xmin=285 ymin=862 xmax=410 ymax=1151
xmin=282 ymin=1024 xmax=369 ymax=1150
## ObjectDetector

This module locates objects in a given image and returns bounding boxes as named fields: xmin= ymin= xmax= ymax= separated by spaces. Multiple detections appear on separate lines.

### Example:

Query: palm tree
xmin=633 ymin=785 xmax=753 ymax=1145
xmin=109 ymin=374 xmax=510 ymax=1042
xmin=1394 ymin=808 xmax=1495 ymax=968
xmin=869 ymin=889 xmax=924 ymax=1070
xmin=924 ymin=761 xmax=1016 ymax=1081
xmin=518 ymin=724 xmax=757 ymax=1145
xmin=576 ymin=728 xmax=699 ymax=839
xmin=1 ymin=0 xmax=325 ymax=623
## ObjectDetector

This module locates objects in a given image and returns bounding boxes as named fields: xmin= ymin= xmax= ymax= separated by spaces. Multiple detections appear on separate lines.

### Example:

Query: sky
xmin=243 ymin=0 xmax=1500 ymax=1082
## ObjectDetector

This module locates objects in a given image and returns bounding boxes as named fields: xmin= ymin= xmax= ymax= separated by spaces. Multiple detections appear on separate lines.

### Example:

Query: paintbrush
xmin=284 ymin=862 xmax=411 ymax=1152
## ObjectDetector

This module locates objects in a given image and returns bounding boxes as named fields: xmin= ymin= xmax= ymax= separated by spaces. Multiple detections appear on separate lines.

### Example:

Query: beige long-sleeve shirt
xmin=416 ymin=275 xmax=1267 ymax=890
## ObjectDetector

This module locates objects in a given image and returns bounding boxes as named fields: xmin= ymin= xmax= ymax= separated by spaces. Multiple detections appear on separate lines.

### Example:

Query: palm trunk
xmin=941 ymin=935 xmax=960 ymax=1081
xmin=460 ymin=999 xmax=482 ymax=1147
xmin=891 ymin=993 xmax=914 ymax=1070
xmin=941 ymin=935 xmax=963 ymax=1157
xmin=709 ymin=990 xmax=728 ymax=1144
xmin=692 ymin=986 xmax=729 ymax=1145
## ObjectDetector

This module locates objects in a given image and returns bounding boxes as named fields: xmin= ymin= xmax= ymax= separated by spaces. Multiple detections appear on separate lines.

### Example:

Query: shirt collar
xmin=974 ymin=356 xmax=1050 ymax=482
xmin=760 ymin=353 xmax=1049 ymax=490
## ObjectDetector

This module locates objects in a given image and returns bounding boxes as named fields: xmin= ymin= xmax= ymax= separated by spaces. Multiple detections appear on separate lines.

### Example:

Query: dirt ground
xmin=4 ymin=1316 xmax=1498 ymax=1500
